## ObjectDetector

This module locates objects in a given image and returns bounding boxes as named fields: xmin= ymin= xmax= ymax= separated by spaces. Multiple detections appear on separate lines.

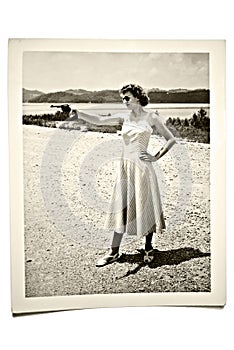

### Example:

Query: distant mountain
xmin=23 ymin=88 xmax=45 ymax=102
xmin=26 ymin=89 xmax=121 ymax=103
xmin=29 ymin=91 xmax=84 ymax=103
xmin=65 ymin=89 xmax=92 ymax=95
xmin=24 ymin=88 xmax=210 ymax=104
xmin=148 ymin=88 xmax=167 ymax=92
xmin=168 ymin=88 xmax=191 ymax=93
xmin=148 ymin=88 xmax=209 ymax=103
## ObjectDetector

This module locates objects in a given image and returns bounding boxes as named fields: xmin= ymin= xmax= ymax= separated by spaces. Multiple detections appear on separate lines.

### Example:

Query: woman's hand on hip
xmin=139 ymin=151 xmax=156 ymax=162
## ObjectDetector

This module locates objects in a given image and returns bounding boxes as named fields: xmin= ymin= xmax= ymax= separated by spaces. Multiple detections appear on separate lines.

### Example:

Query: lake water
xmin=23 ymin=103 xmax=210 ymax=120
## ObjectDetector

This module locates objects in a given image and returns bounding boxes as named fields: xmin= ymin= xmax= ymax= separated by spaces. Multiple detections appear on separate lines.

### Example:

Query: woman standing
xmin=75 ymin=84 xmax=176 ymax=266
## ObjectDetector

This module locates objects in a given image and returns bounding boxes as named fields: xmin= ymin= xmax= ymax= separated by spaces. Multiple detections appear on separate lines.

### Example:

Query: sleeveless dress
xmin=104 ymin=113 xmax=165 ymax=238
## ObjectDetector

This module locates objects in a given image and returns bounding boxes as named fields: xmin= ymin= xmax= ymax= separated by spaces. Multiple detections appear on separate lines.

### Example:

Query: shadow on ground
xmin=116 ymin=247 xmax=210 ymax=279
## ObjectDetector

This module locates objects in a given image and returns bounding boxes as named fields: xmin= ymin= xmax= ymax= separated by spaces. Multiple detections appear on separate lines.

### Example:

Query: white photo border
xmin=8 ymin=39 xmax=226 ymax=314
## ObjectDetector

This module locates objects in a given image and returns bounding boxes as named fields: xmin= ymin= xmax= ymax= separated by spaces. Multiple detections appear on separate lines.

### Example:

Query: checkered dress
xmin=104 ymin=116 xmax=165 ymax=238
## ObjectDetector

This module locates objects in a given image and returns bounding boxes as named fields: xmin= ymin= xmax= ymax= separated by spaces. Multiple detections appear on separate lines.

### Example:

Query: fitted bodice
xmin=121 ymin=119 xmax=153 ymax=159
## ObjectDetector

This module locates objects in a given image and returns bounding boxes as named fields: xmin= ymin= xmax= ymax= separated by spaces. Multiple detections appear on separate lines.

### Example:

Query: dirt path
xmin=23 ymin=125 xmax=210 ymax=296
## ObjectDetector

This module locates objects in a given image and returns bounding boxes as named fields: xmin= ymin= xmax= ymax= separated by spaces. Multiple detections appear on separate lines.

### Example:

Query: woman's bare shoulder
xmin=146 ymin=110 xmax=161 ymax=126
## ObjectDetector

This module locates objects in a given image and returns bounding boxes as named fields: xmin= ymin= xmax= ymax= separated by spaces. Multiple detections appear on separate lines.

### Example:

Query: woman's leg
xmin=109 ymin=231 xmax=123 ymax=255
xmin=145 ymin=231 xmax=153 ymax=251
xmin=96 ymin=231 xmax=123 ymax=267
xmin=144 ymin=231 xmax=154 ymax=263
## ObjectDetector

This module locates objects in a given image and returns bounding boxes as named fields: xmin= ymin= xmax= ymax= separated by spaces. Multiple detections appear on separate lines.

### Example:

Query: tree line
xmin=23 ymin=108 xmax=210 ymax=143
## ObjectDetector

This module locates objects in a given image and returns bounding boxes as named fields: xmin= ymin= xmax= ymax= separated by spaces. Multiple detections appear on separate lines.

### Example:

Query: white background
xmin=1 ymin=1 xmax=233 ymax=349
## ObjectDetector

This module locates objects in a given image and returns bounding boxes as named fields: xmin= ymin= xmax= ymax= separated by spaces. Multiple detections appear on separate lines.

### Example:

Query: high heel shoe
xmin=144 ymin=249 xmax=154 ymax=263
xmin=96 ymin=252 xmax=120 ymax=267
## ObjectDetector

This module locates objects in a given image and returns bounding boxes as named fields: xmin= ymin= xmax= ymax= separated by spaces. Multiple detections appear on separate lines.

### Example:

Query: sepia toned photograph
xmin=8 ymin=39 xmax=226 ymax=314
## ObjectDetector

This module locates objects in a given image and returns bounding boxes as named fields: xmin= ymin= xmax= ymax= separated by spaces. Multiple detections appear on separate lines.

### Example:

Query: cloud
xmin=23 ymin=52 xmax=209 ymax=91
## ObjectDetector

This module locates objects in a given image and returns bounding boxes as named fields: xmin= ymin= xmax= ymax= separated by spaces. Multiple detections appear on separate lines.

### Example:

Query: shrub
xmin=23 ymin=108 xmax=210 ymax=143
xmin=165 ymin=108 xmax=210 ymax=143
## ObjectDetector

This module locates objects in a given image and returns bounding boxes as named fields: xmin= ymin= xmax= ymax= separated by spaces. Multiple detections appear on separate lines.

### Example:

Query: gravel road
xmin=23 ymin=125 xmax=211 ymax=297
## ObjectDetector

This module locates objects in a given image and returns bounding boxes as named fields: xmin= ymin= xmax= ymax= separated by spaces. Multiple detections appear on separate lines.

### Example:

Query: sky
xmin=23 ymin=52 xmax=209 ymax=93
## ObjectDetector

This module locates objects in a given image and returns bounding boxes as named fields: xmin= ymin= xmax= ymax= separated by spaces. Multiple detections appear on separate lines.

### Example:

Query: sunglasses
xmin=122 ymin=96 xmax=131 ymax=102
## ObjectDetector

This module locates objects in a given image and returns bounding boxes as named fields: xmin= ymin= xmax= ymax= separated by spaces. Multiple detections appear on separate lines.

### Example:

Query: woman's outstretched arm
xmin=76 ymin=110 xmax=124 ymax=126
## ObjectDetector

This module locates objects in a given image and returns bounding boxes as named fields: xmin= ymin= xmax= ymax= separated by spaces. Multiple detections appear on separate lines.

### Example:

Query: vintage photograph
xmin=9 ymin=39 xmax=226 ymax=314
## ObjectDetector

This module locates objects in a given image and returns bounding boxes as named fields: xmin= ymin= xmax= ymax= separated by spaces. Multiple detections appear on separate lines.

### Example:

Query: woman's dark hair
xmin=119 ymin=84 xmax=150 ymax=106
